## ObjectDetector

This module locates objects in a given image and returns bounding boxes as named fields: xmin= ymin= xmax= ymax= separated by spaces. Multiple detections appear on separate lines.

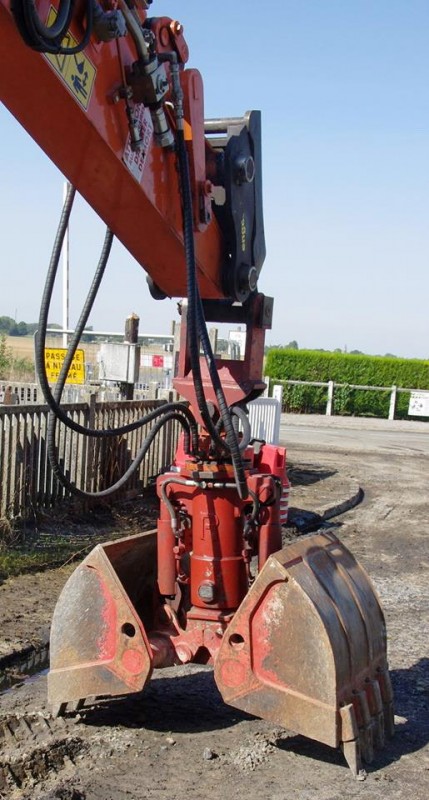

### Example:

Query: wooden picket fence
xmin=0 ymin=398 xmax=181 ymax=519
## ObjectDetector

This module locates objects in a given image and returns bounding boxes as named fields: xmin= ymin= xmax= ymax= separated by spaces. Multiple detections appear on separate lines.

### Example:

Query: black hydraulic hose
xmin=160 ymin=477 xmax=199 ymax=532
xmin=175 ymin=128 xmax=248 ymax=499
xmin=247 ymin=488 xmax=260 ymax=523
xmin=45 ymin=226 xmax=190 ymax=473
xmin=34 ymin=188 xmax=197 ymax=498
xmin=34 ymin=184 xmax=199 ymax=452
xmin=11 ymin=0 xmax=94 ymax=55
xmin=179 ymin=131 xmax=247 ymax=496
xmin=215 ymin=405 xmax=252 ymax=453
xmin=48 ymin=410 xmax=192 ymax=499
xmin=174 ymin=133 xmax=221 ymax=444
xmin=50 ymin=226 xmax=114 ymax=408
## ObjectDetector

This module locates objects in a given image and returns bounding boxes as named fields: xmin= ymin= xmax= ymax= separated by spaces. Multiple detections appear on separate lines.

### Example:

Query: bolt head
xmin=234 ymin=155 xmax=255 ymax=185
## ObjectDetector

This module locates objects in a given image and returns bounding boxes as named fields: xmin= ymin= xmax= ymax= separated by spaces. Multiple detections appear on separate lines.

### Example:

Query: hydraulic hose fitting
xmin=92 ymin=3 xmax=127 ymax=42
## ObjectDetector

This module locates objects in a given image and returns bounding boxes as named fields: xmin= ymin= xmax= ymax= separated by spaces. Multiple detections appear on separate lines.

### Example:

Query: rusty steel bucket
xmin=49 ymin=528 xmax=393 ymax=775
xmin=214 ymin=530 xmax=394 ymax=776
xmin=48 ymin=530 xmax=158 ymax=715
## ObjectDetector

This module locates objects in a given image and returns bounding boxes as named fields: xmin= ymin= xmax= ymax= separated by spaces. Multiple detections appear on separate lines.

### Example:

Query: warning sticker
xmin=408 ymin=391 xmax=429 ymax=417
xmin=44 ymin=6 xmax=96 ymax=110
xmin=123 ymin=104 xmax=154 ymax=182
xmin=44 ymin=348 xmax=85 ymax=385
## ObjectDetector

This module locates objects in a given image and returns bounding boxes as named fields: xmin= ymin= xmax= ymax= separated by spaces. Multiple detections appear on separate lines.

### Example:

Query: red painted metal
xmin=174 ymin=294 xmax=269 ymax=414
xmin=49 ymin=440 xmax=289 ymax=702
xmin=48 ymin=435 xmax=392 ymax=774
xmin=213 ymin=530 xmax=393 ymax=775
xmin=0 ymin=0 xmax=224 ymax=298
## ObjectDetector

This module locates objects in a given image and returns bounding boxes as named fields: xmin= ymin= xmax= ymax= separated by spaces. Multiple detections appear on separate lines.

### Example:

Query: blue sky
xmin=1 ymin=0 xmax=428 ymax=357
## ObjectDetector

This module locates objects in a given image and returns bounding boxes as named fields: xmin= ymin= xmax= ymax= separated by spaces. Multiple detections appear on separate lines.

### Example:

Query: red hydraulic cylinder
xmin=157 ymin=509 xmax=177 ymax=598
xmin=190 ymin=489 xmax=248 ymax=610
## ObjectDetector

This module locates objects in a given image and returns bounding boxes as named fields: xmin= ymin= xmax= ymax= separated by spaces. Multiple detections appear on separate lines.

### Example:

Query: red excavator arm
xmin=0 ymin=0 xmax=268 ymax=410
xmin=0 ymin=0 xmax=264 ymax=303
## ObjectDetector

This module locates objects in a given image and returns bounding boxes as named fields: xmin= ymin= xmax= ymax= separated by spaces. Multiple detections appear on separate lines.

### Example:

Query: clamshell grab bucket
xmin=214 ymin=531 xmax=394 ymax=775
xmin=48 ymin=530 xmax=158 ymax=712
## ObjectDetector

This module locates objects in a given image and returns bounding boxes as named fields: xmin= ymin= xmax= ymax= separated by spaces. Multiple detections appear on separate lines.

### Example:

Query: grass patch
xmin=0 ymin=490 xmax=160 ymax=581
xmin=0 ymin=539 xmax=95 ymax=581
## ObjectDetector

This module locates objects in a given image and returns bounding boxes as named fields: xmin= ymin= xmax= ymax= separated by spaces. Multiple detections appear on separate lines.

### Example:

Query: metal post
xmin=263 ymin=375 xmax=270 ymax=397
xmin=121 ymin=313 xmax=140 ymax=400
xmin=272 ymin=383 xmax=283 ymax=406
xmin=388 ymin=385 xmax=397 ymax=420
xmin=326 ymin=380 xmax=334 ymax=416
xmin=62 ymin=181 xmax=70 ymax=349
xmin=86 ymin=392 xmax=97 ymax=492
xmin=209 ymin=326 xmax=218 ymax=354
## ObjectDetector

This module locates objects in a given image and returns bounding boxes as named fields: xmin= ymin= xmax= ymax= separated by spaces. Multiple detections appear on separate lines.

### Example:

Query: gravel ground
xmin=0 ymin=416 xmax=428 ymax=800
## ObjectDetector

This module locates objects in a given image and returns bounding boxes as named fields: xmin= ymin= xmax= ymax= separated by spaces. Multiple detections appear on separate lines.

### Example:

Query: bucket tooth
xmin=342 ymin=739 xmax=364 ymax=779
xmin=214 ymin=531 xmax=392 ymax=774
xmin=48 ymin=531 xmax=157 ymax=708
xmin=340 ymin=703 xmax=364 ymax=778
xmin=377 ymin=667 xmax=395 ymax=739
xmin=365 ymin=678 xmax=385 ymax=750
xmin=353 ymin=690 xmax=374 ymax=764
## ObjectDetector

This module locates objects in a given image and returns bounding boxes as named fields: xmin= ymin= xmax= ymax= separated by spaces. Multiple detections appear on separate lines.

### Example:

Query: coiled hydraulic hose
xmin=49 ymin=410 xmax=193 ymax=499
xmin=44 ymin=227 xmax=192 ymax=496
xmin=35 ymin=183 xmax=199 ymax=453
xmin=11 ymin=0 xmax=94 ymax=55
xmin=215 ymin=405 xmax=252 ymax=453
xmin=35 ymin=185 xmax=201 ymax=497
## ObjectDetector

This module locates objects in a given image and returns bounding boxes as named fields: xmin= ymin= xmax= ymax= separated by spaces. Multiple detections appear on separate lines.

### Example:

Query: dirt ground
xmin=0 ymin=416 xmax=428 ymax=800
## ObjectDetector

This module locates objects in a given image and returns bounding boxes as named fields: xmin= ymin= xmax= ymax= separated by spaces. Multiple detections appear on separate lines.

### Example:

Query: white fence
xmin=247 ymin=397 xmax=281 ymax=444
xmin=264 ymin=379 xmax=427 ymax=421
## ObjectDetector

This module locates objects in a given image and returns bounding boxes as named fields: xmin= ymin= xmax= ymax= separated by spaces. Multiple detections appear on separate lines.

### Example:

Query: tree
xmin=216 ymin=339 xmax=229 ymax=353
xmin=9 ymin=321 xmax=28 ymax=336
xmin=0 ymin=316 xmax=15 ymax=333
xmin=0 ymin=334 xmax=10 ymax=377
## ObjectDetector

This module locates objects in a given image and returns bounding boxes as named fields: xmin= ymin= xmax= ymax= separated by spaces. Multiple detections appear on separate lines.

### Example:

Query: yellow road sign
xmin=44 ymin=348 xmax=85 ymax=385
xmin=44 ymin=7 xmax=96 ymax=110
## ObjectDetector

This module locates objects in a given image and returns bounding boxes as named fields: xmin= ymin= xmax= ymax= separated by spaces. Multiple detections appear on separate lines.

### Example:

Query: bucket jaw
xmin=48 ymin=531 xmax=158 ymax=715
xmin=214 ymin=531 xmax=394 ymax=776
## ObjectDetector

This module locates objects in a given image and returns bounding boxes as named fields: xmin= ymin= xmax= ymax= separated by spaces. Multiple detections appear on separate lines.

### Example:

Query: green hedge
xmin=265 ymin=350 xmax=429 ymax=419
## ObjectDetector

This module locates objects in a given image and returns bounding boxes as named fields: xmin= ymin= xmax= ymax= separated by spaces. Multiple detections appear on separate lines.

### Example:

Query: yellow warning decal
xmin=44 ymin=6 xmax=96 ymax=110
xmin=44 ymin=348 xmax=86 ymax=385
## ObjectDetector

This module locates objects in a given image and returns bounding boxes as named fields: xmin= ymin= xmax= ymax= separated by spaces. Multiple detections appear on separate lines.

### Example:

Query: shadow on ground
xmin=78 ymin=659 xmax=429 ymax=775
xmin=288 ymin=464 xmax=337 ymax=487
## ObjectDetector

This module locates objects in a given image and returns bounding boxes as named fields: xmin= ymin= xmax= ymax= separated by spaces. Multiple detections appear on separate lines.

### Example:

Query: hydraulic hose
xmin=160 ymin=477 xmax=199 ymax=532
xmin=45 ymin=226 xmax=191 ymax=485
xmin=34 ymin=185 xmax=199 ymax=498
xmin=35 ymin=183 xmax=199 ymax=452
xmin=48 ymin=410 xmax=192 ymax=499
xmin=175 ymin=127 xmax=248 ymax=499
xmin=11 ymin=0 xmax=94 ymax=55
xmin=215 ymin=405 xmax=252 ymax=453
